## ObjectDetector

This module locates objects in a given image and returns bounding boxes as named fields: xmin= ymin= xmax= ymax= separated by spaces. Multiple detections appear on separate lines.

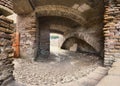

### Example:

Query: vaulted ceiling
xmin=13 ymin=0 xmax=104 ymax=27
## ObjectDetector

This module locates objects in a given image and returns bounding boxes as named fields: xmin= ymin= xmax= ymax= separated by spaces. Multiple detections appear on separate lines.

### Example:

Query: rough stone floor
xmin=96 ymin=58 xmax=120 ymax=86
xmin=13 ymin=47 xmax=102 ymax=86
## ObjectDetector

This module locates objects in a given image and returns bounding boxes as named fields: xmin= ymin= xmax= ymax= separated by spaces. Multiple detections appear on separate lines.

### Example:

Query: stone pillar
xmin=104 ymin=0 xmax=120 ymax=66
xmin=36 ymin=21 xmax=50 ymax=59
xmin=17 ymin=15 xmax=36 ymax=59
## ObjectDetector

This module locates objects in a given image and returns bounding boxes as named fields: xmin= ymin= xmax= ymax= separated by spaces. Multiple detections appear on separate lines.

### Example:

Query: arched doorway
xmin=61 ymin=37 xmax=97 ymax=54
xmin=35 ymin=16 xmax=82 ymax=60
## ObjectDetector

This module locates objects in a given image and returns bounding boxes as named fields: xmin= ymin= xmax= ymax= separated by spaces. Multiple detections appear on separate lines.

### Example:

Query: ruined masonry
xmin=104 ymin=0 xmax=120 ymax=66
xmin=0 ymin=16 xmax=15 ymax=85
xmin=13 ymin=0 xmax=120 ymax=66
xmin=0 ymin=0 xmax=120 ymax=85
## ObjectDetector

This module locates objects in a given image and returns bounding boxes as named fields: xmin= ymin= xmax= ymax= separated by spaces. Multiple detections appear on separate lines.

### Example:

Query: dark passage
xmin=35 ymin=18 xmax=50 ymax=60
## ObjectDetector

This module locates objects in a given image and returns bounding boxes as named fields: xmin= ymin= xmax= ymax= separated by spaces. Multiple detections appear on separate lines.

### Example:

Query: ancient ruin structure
xmin=0 ymin=0 xmax=120 ymax=86
xmin=13 ymin=0 xmax=104 ymax=61
xmin=0 ymin=0 xmax=15 ymax=85
xmin=11 ymin=0 xmax=120 ymax=66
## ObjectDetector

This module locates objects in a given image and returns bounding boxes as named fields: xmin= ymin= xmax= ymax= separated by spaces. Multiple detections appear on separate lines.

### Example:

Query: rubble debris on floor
xmin=14 ymin=48 xmax=103 ymax=86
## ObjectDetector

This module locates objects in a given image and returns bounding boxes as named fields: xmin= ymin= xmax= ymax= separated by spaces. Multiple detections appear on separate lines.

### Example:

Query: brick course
xmin=104 ymin=0 xmax=120 ymax=66
xmin=0 ymin=0 xmax=13 ymax=10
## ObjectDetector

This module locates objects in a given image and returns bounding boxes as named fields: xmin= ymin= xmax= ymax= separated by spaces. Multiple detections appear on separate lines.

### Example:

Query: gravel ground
xmin=13 ymin=48 xmax=102 ymax=86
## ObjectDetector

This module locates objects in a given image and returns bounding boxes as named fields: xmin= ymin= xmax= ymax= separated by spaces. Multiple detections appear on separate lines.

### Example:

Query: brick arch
xmin=64 ymin=31 xmax=103 ymax=54
xmin=35 ymin=15 xmax=82 ymax=60
xmin=35 ymin=5 xmax=87 ymax=26
xmin=36 ymin=16 xmax=81 ymax=35
xmin=61 ymin=36 xmax=98 ymax=54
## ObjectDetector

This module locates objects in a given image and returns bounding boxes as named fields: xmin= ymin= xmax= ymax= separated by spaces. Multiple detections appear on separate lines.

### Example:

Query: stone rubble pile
xmin=13 ymin=50 xmax=102 ymax=86
xmin=0 ymin=15 xmax=14 ymax=86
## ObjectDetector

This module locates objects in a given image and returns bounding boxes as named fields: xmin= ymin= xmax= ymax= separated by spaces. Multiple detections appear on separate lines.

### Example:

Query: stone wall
xmin=104 ymin=0 xmax=120 ymax=66
xmin=17 ymin=14 xmax=36 ymax=59
xmin=36 ymin=19 xmax=50 ymax=59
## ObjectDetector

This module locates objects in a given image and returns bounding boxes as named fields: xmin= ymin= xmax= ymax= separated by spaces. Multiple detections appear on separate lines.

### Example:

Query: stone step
xmin=108 ymin=68 xmax=120 ymax=75
xmin=96 ymin=60 xmax=120 ymax=86
xmin=96 ymin=75 xmax=120 ymax=86
xmin=112 ymin=61 xmax=120 ymax=67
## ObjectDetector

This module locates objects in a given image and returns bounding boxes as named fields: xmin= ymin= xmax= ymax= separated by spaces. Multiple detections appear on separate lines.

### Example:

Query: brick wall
xmin=0 ymin=0 xmax=13 ymax=10
xmin=18 ymin=15 xmax=51 ymax=60
xmin=0 ymin=16 xmax=14 ymax=85
xmin=104 ymin=0 xmax=120 ymax=66
xmin=17 ymin=14 xmax=36 ymax=59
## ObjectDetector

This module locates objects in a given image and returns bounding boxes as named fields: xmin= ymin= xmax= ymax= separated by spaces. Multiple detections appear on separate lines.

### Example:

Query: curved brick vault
xmin=35 ymin=5 xmax=87 ymax=26
xmin=61 ymin=37 xmax=97 ymax=54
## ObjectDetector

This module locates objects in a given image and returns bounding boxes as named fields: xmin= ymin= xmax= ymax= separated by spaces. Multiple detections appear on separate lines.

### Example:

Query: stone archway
xmin=61 ymin=37 xmax=97 ymax=54
xmin=35 ymin=5 xmax=87 ymax=26
xmin=34 ymin=5 xmax=88 ymax=60
xmin=34 ymin=5 xmax=104 ymax=60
